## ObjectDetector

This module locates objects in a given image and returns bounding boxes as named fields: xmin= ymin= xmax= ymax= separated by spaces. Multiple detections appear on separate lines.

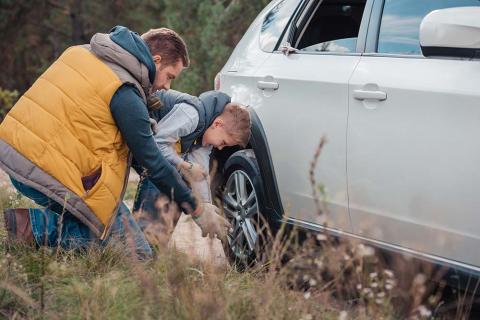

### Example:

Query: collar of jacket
xmin=90 ymin=33 xmax=152 ymax=98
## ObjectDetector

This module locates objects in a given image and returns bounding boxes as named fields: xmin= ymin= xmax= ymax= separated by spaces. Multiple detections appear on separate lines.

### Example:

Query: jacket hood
xmin=89 ymin=27 xmax=154 ymax=93
xmin=109 ymin=26 xmax=156 ymax=83
xmin=198 ymin=90 xmax=231 ymax=127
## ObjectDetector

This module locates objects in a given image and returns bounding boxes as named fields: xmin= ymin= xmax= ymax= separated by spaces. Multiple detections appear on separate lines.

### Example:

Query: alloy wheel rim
xmin=223 ymin=170 xmax=259 ymax=262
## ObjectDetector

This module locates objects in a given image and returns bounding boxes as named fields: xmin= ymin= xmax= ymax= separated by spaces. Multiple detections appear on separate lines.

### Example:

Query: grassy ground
xmin=0 ymin=179 xmax=340 ymax=320
xmin=0 ymin=240 xmax=336 ymax=319
xmin=0 ymin=175 xmax=475 ymax=319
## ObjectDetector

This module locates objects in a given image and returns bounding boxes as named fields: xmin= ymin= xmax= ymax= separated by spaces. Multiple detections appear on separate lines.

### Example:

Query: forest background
xmin=0 ymin=0 xmax=270 ymax=119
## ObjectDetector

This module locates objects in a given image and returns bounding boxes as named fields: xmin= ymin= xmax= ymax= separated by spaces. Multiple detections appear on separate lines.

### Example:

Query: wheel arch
xmin=212 ymin=108 xmax=283 ymax=220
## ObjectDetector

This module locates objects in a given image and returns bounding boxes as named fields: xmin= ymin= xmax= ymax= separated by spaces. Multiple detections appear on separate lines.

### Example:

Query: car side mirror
xmin=420 ymin=7 xmax=480 ymax=59
xmin=280 ymin=42 xmax=298 ymax=56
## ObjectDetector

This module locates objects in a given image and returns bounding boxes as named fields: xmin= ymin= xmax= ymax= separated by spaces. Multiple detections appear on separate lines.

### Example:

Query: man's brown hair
xmin=221 ymin=103 xmax=251 ymax=148
xmin=141 ymin=28 xmax=190 ymax=67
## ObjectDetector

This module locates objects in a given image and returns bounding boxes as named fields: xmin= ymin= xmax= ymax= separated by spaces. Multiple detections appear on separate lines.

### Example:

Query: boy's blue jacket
xmin=151 ymin=89 xmax=231 ymax=153
xmin=108 ymin=26 xmax=197 ymax=212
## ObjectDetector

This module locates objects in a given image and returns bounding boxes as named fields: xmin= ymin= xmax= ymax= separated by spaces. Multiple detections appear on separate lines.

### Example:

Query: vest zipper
xmin=100 ymin=152 xmax=132 ymax=240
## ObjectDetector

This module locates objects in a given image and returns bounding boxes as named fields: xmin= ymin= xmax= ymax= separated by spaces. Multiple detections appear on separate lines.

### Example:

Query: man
xmin=0 ymin=26 xmax=229 ymax=258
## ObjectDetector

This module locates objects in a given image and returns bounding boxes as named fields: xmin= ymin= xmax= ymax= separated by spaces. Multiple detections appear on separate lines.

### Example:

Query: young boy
xmin=133 ymin=89 xmax=251 ymax=234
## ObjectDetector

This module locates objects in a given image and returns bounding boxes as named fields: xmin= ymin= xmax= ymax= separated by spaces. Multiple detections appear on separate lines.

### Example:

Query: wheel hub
xmin=223 ymin=170 xmax=259 ymax=262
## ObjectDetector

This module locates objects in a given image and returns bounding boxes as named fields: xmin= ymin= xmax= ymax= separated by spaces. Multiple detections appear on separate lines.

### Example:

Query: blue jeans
xmin=133 ymin=177 xmax=161 ymax=218
xmin=10 ymin=177 xmax=152 ymax=258
xmin=132 ymin=177 xmax=181 ymax=231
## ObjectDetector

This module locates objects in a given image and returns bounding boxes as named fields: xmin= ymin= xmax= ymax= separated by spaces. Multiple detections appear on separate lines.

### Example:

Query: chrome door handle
xmin=353 ymin=89 xmax=387 ymax=101
xmin=257 ymin=81 xmax=279 ymax=90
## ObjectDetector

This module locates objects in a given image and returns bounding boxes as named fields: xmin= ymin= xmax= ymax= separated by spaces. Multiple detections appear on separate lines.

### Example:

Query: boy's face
xmin=202 ymin=118 xmax=237 ymax=150
xmin=152 ymin=55 xmax=183 ymax=91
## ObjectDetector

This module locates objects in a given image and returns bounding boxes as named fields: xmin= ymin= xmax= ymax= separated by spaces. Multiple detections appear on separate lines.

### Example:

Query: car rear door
xmin=254 ymin=0 xmax=373 ymax=232
xmin=347 ymin=0 xmax=480 ymax=267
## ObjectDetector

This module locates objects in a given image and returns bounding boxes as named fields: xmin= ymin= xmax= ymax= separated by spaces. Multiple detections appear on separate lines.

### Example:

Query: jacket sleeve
xmin=154 ymin=102 xmax=200 ymax=167
xmin=186 ymin=146 xmax=213 ymax=203
xmin=109 ymin=84 xmax=198 ymax=213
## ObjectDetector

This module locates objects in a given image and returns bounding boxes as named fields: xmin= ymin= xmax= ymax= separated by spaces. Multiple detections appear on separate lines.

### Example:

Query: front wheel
xmin=220 ymin=150 xmax=271 ymax=268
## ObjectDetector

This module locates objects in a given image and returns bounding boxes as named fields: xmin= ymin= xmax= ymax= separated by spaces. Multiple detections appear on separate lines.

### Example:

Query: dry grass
xmin=0 ymin=143 xmax=477 ymax=319
xmin=0 ymin=182 xmax=336 ymax=319
xmin=0 ymin=232 xmax=334 ymax=319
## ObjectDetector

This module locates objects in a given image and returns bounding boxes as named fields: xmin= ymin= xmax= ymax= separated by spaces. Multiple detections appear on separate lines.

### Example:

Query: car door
xmin=347 ymin=0 xmax=480 ymax=267
xmin=253 ymin=0 xmax=373 ymax=231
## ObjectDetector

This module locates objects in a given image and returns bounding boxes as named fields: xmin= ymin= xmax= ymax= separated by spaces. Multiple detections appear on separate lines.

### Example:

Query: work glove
xmin=193 ymin=203 xmax=231 ymax=243
xmin=181 ymin=161 xmax=208 ymax=182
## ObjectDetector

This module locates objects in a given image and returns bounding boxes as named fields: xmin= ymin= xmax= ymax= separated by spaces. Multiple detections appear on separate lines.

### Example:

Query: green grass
xmin=0 ymin=178 xmax=469 ymax=319
xmin=123 ymin=180 xmax=138 ymax=202
xmin=0 ymin=183 xmax=339 ymax=320
xmin=0 ymin=240 xmax=336 ymax=319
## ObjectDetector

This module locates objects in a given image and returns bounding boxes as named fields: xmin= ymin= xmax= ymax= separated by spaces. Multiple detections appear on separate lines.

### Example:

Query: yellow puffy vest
xmin=0 ymin=46 xmax=132 ymax=238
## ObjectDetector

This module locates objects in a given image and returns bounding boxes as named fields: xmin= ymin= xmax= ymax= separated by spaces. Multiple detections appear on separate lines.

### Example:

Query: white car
xmin=213 ymin=0 xmax=480 ymax=277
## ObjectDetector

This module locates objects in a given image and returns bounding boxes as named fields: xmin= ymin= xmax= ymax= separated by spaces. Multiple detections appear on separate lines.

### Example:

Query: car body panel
xmin=252 ymin=51 xmax=360 ymax=231
xmin=347 ymin=55 xmax=480 ymax=267
xmin=221 ymin=0 xmax=285 ymax=74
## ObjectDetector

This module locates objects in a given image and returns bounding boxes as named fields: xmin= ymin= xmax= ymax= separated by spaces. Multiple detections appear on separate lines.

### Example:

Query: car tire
xmin=220 ymin=149 xmax=272 ymax=269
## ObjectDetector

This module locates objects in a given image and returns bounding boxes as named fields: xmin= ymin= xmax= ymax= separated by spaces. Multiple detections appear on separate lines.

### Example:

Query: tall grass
xmin=0 ymin=182 xmax=335 ymax=319
xmin=0 ymin=144 xmax=477 ymax=320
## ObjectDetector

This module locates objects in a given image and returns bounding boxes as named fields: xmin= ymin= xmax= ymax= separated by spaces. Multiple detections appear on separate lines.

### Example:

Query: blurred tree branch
xmin=0 ymin=0 xmax=270 ymax=115
xmin=45 ymin=0 xmax=68 ymax=11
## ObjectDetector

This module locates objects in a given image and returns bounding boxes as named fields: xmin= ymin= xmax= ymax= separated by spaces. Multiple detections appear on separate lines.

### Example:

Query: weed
xmin=0 ymin=143 xmax=477 ymax=319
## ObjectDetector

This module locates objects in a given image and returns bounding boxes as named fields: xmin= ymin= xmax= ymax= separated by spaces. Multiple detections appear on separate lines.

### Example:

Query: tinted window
xmin=260 ymin=0 xmax=300 ymax=52
xmin=296 ymin=0 xmax=366 ymax=54
xmin=378 ymin=0 xmax=480 ymax=55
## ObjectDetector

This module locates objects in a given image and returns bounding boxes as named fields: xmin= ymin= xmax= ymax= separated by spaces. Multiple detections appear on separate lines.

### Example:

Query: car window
xmin=260 ymin=0 xmax=300 ymax=52
xmin=378 ymin=0 xmax=480 ymax=55
xmin=295 ymin=0 xmax=367 ymax=53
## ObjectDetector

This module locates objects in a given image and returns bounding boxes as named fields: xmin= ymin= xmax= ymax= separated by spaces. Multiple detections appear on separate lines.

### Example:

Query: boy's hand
xmin=149 ymin=118 xmax=158 ymax=134
xmin=180 ymin=161 xmax=207 ymax=182
xmin=192 ymin=203 xmax=231 ymax=242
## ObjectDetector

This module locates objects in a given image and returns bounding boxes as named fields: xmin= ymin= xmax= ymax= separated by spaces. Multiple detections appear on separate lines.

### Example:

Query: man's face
xmin=202 ymin=118 xmax=237 ymax=150
xmin=152 ymin=55 xmax=183 ymax=91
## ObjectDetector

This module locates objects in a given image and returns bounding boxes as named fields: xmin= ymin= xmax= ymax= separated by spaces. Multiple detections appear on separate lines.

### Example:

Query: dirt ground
xmin=1 ymin=170 xmax=227 ymax=267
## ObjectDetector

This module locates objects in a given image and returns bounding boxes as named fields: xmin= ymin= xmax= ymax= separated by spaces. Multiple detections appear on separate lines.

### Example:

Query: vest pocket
xmin=82 ymin=167 xmax=102 ymax=192
xmin=82 ymin=162 xmax=106 ymax=197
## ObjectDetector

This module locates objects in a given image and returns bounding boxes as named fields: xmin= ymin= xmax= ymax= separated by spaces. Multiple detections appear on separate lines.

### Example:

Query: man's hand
xmin=192 ymin=203 xmax=231 ymax=242
xmin=180 ymin=161 xmax=207 ymax=182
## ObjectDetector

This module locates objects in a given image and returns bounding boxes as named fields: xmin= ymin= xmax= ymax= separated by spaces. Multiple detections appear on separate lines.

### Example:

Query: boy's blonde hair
xmin=220 ymin=103 xmax=251 ymax=148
